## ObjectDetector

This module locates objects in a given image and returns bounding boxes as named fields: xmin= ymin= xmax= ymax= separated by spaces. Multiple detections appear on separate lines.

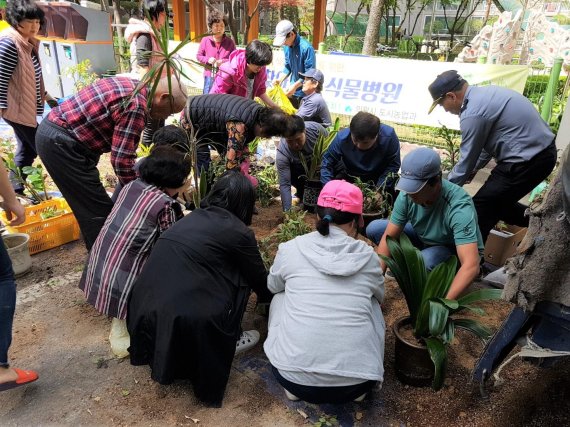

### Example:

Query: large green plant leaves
xmin=382 ymin=235 xmax=424 ymax=323
xmin=415 ymin=256 xmax=457 ymax=337
xmin=456 ymin=288 xmax=503 ymax=308
xmin=425 ymin=337 xmax=447 ymax=391
xmin=454 ymin=318 xmax=493 ymax=340
xmin=428 ymin=300 xmax=449 ymax=336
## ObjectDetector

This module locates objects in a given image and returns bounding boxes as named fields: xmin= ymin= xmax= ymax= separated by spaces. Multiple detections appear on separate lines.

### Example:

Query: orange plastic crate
xmin=1 ymin=198 xmax=80 ymax=254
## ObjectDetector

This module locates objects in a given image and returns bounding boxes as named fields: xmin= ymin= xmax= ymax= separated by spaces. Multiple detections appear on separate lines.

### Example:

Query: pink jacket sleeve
xmin=209 ymin=64 xmax=237 ymax=95
xmin=196 ymin=38 xmax=209 ymax=65
xmin=253 ymin=67 xmax=268 ymax=98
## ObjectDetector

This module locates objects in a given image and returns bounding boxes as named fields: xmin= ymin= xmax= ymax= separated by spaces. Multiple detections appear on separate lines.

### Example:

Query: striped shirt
xmin=48 ymin=77 xmax=148 ymax=184
xmin=0 ymin=37 xmax=43 ymax=114
xmin=79 ymin=178 xmax=182 ymax=319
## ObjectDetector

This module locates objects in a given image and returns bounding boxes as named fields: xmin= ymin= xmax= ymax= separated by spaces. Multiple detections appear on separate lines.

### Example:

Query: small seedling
xmin=255 ymin=165 xmax=279 ymax=207
xmin=259 ymin=209 xmax=312 ymax=269
xmin=313 ymin=414 xmax=338 ymax=427
xmin=435 ymin=124 xmax=461 ymax=171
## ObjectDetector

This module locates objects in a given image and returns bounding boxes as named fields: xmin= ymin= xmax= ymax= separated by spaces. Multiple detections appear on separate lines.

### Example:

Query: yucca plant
xmin=299 ymin=117 xmax=341 ymax=181
xmin=380 ymin=234 xmax=502 ymax=390
xmin=130 ymin=11 xmax=208 ymax=109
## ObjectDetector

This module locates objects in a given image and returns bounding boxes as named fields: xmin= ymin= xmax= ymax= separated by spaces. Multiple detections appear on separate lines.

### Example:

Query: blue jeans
xmin=0 ymin=242 xmax=16 ymax=367
xmin=366 ymin=219 xmax=455 ymax=271
xmin=203 ymin=76 xmax=214 ymax=94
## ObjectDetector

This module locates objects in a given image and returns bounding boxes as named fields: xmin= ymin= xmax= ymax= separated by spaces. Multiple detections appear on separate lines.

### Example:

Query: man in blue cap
xmin=427 ymin=70 xmax=556 ymax=244
xmin=296 ymin=68 xmax=332 ymax=127
xmin=366 ymin=147 xmax=483 ymax=299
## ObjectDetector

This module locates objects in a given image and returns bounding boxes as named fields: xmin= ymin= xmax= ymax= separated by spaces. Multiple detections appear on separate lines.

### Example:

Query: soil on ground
xmin=0 ymin=139 xmax=570 ymax=426
xmin=1 ymin=183 xmax=569 ymax=426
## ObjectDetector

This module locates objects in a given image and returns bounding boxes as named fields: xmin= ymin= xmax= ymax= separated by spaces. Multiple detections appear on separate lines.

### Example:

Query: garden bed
xmin=2 ymin=196 xmax=570 ymax=426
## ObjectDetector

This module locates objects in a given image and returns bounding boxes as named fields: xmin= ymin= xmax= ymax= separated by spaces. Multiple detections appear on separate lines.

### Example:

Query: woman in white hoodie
xmin=264 ymin=180 xmax=385 ymax=404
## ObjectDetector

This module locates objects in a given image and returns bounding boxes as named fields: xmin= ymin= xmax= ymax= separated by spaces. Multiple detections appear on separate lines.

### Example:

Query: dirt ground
xmin=1 ymin=199 xmax=569 ymax=427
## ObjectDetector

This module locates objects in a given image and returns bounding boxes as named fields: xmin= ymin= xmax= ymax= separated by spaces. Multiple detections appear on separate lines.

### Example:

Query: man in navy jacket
xmin=321 ymin=112 xmax=401 ymax=194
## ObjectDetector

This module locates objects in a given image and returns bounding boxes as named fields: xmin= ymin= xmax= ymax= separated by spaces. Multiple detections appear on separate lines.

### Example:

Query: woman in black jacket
xmin=127 ymin=172 xmax=271 ymax=406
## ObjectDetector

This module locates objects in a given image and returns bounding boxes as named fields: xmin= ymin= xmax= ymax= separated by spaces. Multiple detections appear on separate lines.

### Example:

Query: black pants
xmin=474 ymin=143 xmax=557 ymax=243
xmin=35 ymin=119 xmax=114 ymax=250
xmin=4 ymin=119 xmax=38 ymax=192
xmin=291 ymin=162 xmax=306 ymax=200
xmin=271 ymin=365 xmax=376 ymax=404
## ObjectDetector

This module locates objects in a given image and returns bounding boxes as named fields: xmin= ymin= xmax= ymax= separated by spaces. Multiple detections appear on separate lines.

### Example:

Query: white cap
xmin=273 ymin=20 xmax=294 ymax=47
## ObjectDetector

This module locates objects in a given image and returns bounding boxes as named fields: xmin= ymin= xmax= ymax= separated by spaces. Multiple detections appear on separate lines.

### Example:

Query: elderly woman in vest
xmin=181 ymin=94 xmax=290 ymax=185
xmin=0 ymin=0 xmax=46 ymax=193
xmin=124 ymin=0 xmax=167 ymax=145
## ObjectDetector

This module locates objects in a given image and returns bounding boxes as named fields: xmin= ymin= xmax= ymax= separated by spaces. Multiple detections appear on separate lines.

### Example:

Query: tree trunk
xmin=362 ymin=0 xmax=385 ymax=55
xmin=504 ymin=146 xmax=570 ymax=311
xmin=222 ymin=0 xmax=240 ymax=44
xmin=100 ymin=0 xmax=109 ymax=13
xmin=112 ymin=0 xmax=126 ymax=72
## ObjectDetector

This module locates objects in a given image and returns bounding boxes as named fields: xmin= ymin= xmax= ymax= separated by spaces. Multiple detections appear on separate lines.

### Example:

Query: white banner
xmin=173 ymin=42 xmax=529 ymax=130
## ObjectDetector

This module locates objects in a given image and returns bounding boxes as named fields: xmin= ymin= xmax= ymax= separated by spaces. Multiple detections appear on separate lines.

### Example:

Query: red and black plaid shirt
xmin=48 ymin=77 xmax=148 ymax=184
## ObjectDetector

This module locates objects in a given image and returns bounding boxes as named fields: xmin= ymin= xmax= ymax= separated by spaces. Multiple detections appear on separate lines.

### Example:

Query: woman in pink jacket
xmin=210 ymin=40 xmax=278 ymax=108
xmin=196 ymin=9 xmax=235 ymax=94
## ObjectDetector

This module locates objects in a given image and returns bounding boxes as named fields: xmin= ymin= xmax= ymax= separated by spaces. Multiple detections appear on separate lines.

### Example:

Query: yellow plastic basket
xmin=1 ymin=198 xmax=80 ymax=255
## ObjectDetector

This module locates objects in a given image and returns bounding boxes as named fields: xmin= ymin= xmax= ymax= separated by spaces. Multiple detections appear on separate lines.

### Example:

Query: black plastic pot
xmin=302 ymin=179 xmax=322 ymax=213
xmin=393 ymin=316 xmax=434 ymax=387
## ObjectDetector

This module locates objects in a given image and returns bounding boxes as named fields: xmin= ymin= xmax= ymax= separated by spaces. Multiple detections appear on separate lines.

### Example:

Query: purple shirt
xmin=196 ymin=35 xmax=236 ymax=78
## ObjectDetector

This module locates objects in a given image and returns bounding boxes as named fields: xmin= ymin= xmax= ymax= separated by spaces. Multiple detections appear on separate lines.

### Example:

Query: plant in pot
xmin=299 ymin=118 xmax=341 ymax=212
xmin=352 ymin=175 xmax=396 ymax=229
xmin=380 ymin=234 xmax=502 ymax=390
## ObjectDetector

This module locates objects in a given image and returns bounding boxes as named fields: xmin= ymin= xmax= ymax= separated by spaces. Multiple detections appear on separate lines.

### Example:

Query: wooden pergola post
xmin=171 ymin=0 xmax=326 ymax=47
xmin=313 ymin=0 xmax=326 ymax=50
xmin=246 ymin=0 xmax=260 ymax=43
xmin=171 ymin=0 xmax=186 ymax=41
xmin=189 ymin=0 xmax=207 ymax=41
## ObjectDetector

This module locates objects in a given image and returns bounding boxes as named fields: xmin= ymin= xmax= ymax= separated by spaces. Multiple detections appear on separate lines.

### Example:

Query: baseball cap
xmin=299 ymin=68 xmax=324 ymax=84
xmin=273 ymin=20 xmax=294 ymax=46
xmin=427 ymin=70 xmax=466 ymax=114
xmin=318 ymin=180 xmax=364 ymax=227
xmin=396 ymin=148 xmax=441 ymax=194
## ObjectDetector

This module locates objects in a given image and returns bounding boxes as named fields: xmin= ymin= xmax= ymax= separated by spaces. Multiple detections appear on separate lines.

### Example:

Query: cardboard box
xmin=483 ymin=225 xmax=528 ymax=266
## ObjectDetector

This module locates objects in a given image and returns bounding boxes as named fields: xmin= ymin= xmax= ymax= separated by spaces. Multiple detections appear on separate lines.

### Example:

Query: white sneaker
xmin=353 ymin=392 xmax=367 ymax=402
xmin=284 ymin=388 xmax=300 ymax=401
xmin=235 ymin=330 xmax=260 ymax=355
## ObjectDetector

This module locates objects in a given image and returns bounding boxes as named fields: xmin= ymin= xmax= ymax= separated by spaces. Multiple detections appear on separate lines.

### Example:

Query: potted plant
xmin=299 ymin=118 xmax=341 ymax=212
xmin=380 ymin=234 xmax=502 ymax=390
xmin=352 ymin=175 xmax=395 ymax=229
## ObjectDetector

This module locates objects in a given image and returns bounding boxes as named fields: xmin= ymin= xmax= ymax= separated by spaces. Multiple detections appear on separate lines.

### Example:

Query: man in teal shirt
xmin=366 ymin=147 xmax=483 ymax=299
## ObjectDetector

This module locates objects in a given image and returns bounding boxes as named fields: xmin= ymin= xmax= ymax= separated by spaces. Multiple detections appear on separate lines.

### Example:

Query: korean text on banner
xmin=172 ymin=41 xmax=528 ymax=130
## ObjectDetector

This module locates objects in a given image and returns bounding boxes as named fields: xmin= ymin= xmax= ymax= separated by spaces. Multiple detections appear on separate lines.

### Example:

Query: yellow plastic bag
xmin=257 ymin=85 xmax=297 ymax=114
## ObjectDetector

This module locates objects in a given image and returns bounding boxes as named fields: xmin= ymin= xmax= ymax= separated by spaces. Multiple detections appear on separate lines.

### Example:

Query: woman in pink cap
xmin=264 ymin=180 xmax=385 ymax=404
